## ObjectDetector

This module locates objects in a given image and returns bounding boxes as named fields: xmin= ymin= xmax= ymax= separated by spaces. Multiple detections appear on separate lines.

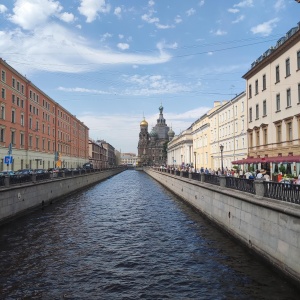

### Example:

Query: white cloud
xmin=155 ymin=23 xmax=174 ymax=29
xmin=118 ymin=34 xmax=124 ymax=39
xmin=228 ymin=8 xmax=239 ymax=13
xmin=148 ymin=0 xmax=155 ymax=7
xmin=59 ymin=12 xmax=75 ymax=23
xmin=251 ymin=18 xmax=279 ymax=36
xmin=78 ymin=0 xmax=110 ymax=23
xmin=0 ymin=4 xmax=8 ymax=13
xmin=117 ymin=43 xmax=129 ymax=50
xmin=100 ymin=32 xmax=112 ymax=42
xmin=186 ymin=8 xmax=196 ymax=17
xmin=0 ymin=24 xmax=172 ymax=75
xmin=141 ymin=13 xmax=159 ymax=24
xmin=233 ymin=0 xmax=253 ymax=8
xmin=114 ymin=7 xmax=122 ymax=18
xmin=232 ymin=15 xmax=245 ymax=24
xmin=174 ymin=15 xmax=182 ymax=24
xmin=58 ymin=87 xmax=110 ymax=94
xmin=76 ymin=24 xmax=82 ymax=29
xmin=9 ymin=0 xmax=63 ymax=30
xmin=199 ymin=1 xmax=205 ymax=7
xmin=207 ymin=52 xmax=213 ymax=56
xmin=274 ymin=0 xmax=285 ymax=12
xmin=211 ymin=29 xmax=227 ymax=36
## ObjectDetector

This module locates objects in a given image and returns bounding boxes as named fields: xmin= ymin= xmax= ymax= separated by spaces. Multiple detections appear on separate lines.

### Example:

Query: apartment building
xmin=243 ymin=23 xmax=300 ymax=176
xmin=167 ymin=127 xmax=193 ymax=167
xmin=89 ymin=139 xmax=107 ymax=169
xmin=210 ymin=92 xmax=248 ymax=171
xmin=0 ymin=58 xmax=89 ymax=170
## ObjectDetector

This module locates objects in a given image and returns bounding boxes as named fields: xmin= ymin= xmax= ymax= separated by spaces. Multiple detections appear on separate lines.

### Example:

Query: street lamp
xmin=220 ymin=144 xmax=224 ymax=174
xmin=172 ymin=156 xmax=174 ymax=168
xmin=194 ymin=151 xmax=196 ymax=172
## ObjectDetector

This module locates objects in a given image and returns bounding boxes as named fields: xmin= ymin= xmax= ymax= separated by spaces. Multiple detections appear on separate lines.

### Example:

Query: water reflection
xmin=0 ymin=170 xmax=298 ymax=299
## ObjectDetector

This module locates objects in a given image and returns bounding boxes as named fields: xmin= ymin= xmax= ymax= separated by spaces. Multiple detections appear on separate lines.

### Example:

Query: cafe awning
xmin=232 ymin=155 xmax=300 ymax=164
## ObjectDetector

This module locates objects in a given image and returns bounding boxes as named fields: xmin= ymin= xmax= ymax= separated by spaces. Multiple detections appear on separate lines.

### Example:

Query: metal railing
xmin=204 ymin=174 xmax=220 ymax=186
xmin=264 ymin=181 xmax=300 ymax=204
xmin=36 ymin=173 xmax=51 ymax=181
xmin=10 ymin=174 xmax=32 ymax=185
xmin=149 ymin=167 xmax=300 ymax=205
xmin=225 ymin=177 xmax=255 ymax=194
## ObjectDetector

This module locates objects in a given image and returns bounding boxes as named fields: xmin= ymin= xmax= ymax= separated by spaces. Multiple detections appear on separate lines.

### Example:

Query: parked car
xmin=34 ymin=169 xmax=48 ymax=174
xmin=48 ymin=168 xmax=60 ymax=173
xmin=0 ymin=170 xmax=15 ymax=177
xmin=16 ymin=169 xmax=33 ymax=175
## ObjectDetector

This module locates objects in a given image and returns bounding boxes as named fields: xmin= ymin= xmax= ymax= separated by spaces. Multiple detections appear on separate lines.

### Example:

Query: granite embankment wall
xmin=145 ymin=168 xmax=300 ymax=287
xmin=0 ymin=168 xmax=124 ymax=225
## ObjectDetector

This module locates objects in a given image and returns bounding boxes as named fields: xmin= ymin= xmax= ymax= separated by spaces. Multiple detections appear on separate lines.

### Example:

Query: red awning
xmin=232 ymin=155 xmax=300 ymax=164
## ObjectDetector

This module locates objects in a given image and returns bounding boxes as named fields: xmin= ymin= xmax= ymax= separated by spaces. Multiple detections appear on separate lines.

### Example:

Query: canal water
xmin=0 ymin=170 xmax=298 ymax=299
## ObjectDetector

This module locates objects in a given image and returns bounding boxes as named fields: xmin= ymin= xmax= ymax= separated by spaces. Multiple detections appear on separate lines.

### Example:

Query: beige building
xmin=121 ymin=152 xmax=139 ymax=166
xmin=242 ymin=22 xmax=300 ymax=177
xmin=210 ymin=92 xmax=248 ymax=171
xmin=167 ymin=127 xmax=193 ymax=168
xmin=192 ymin=103 xmax=222 ymax=171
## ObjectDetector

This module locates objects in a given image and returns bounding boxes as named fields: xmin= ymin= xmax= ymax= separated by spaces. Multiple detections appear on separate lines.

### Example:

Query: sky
xmin=0 ymin=0 xmax=299 ymax=153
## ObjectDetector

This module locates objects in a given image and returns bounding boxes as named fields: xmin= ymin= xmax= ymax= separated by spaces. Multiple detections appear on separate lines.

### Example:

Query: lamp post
xmin=194 ymin=151 xmax=196 ymax=172
xmin=172 ymin=156 xmax=174 ymax=168
xmin=220 ymin=144 xmax=224 ymax=174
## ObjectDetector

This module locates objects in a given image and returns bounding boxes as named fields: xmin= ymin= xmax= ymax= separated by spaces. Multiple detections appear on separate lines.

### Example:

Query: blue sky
xmin=0 ymin=0 xmax=299 ymax=153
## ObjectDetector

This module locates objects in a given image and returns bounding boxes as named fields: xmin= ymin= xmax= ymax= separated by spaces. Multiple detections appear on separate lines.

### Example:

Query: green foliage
xmin=279 ymin=165 xmax=286 ymax=174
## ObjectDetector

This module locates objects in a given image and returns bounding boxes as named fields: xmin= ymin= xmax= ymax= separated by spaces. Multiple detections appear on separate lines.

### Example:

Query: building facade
xmin=241 ymin=23 xmax=300 ymax=177
xmin=121 ymin=152 xmax=139 ymax=166
xmin=138 ymin=105 xmax=170 ymax=166
xmin=88 ymin=139 xmax=107 ymax=169
xmin=210 ymin=92 xmax=248 ymax=171
xmin=0 ymin=58 xmax=89 ymax=171
xmin=100 ymin=140 xmax=116 ymax=167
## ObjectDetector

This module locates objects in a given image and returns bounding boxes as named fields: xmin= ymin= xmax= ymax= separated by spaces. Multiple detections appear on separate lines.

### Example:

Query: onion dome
xmin=140 ymin=117 xmax=148 ymax=127
xmin=168 ymin=127 xmax=175 ymax=137
xmin=150 ymin=128 xmax=158 ymax=138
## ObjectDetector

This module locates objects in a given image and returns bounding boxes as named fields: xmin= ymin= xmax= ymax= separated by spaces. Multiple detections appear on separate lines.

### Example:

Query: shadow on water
xmin=0 ymin=170 xmax=299 ymax=299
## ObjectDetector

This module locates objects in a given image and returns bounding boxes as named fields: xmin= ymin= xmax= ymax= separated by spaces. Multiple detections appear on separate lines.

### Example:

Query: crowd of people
xmin=159 ymin=165 xmax=300 ymax=184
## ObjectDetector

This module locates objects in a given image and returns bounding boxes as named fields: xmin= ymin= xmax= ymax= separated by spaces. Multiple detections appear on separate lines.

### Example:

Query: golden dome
xmin=140 ymin=118 xmax=148 ymax=126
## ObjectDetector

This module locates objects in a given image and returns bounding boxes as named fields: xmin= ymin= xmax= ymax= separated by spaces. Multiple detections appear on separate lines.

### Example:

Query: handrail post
xmin=219 ymin=175 xmax=226 ymax=187
xmin=4 ymin=176 xmax=10 ymax=188
xmin=254 ymin=179 xmax=266 ymax=197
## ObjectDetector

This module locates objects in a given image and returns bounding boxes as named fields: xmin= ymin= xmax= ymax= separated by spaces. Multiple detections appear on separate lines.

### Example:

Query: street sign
xmin=4 ymin=155 xmax=13 ymax=165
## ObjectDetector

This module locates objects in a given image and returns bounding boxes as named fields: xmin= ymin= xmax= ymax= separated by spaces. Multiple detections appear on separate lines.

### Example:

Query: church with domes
xmin=138 ymin=105 xmax=175 ymax=166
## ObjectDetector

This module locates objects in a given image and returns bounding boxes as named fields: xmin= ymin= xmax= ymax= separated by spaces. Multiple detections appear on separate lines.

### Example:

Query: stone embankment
xmin=0 ymin=168 xmax=124 ymax=225
xmin=145 ymin=168 xmax=300 ymax=288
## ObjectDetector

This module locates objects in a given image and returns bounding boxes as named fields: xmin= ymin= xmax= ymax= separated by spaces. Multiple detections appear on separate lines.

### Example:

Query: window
xmin=21 ymin=114 xmax=24 ymax=126
xmin=275 ymin=65 xmax=280 ymax=83
xmin=20 ymin=133 xmax=24 ymax=146
xmin=262 ymin=74 xmax=266 ymax=91
xmin=276 ymin=94 xmax=280 ymax=111
xmin=21 ymin=84 xmax=24 ymax=94
xmin=17 ymin=97 xmax=20 ymax=106
xmin=42 ymin=139 xmax=45 ymax=150
xmin=297 ymin=51 xmax=300 ymax=70
xmin=255 ymin=80 xmax=258 ymax=95
xmin=287 ymin=122 xmax=292 ymax=141
xmin=11 ymin=110 xmax=15 ymax=123
xmin=0 ymin=128 xmax=4 ymax=142
xmin=249 ymin=132 xmax=253 ymax=148
xmin=256 ymin=131 xmax=260 ymax=146
xmin=298 ymin=83 xmax=300 ymax=104
xmin=249 ymin=107 xmax=252 ymax=122
xmin=29 ymin=117 xmax=32 ymax=129
xmin=255 ymin=104 xmax=259 ymax=119
xmin=11 ymin=131 xmax=15 ymax=145
xmin=286 ymin=89 xmax=291 ymax=107
xmin=36 ymin=137 xmax=39 ymax=149
xmin=0 ymin=105 xmax=4 ymax=119
xmin=29 ymin=105 xmax=32 ymax=113
xmin=263 ymin=128 xmax=268 ymax=145
xmin=241 ymin=101 xmax=244 ymax=112
xmin=12 ymin=78 xmax=15 ymax=88
xmin=21 ymin=99 xmax=24 ymax=108
xmin=1 ymin=88 xmax=5 ymax=99
xmin=17 ymin=81 xmax=20 ymax=91
xmin=29 ymin=135 xmax=32 ymax=147
xmin=286 ymin=58 xmax=290 ymax=77
xmin=30 ymin=90 xmax=32 ymax=99
xmin=12 ymin=94 xmax=15 ymax=104
xmin=1 ymin=70 xmax=6 ymax=82
xmin=36 ymin=121 xmax=39 ymax=131
xmin=263 ymin=100 xmax=267 ymax=116
xmin=249 ymin=84 xmax=252 ymax=98
xmin=277 ymin=125 xmax=282 ymax=143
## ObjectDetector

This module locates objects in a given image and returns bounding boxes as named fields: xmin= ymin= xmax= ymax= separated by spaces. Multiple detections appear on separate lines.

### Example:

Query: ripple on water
xmin=0 ymin=170 xmax=299 ymax=299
